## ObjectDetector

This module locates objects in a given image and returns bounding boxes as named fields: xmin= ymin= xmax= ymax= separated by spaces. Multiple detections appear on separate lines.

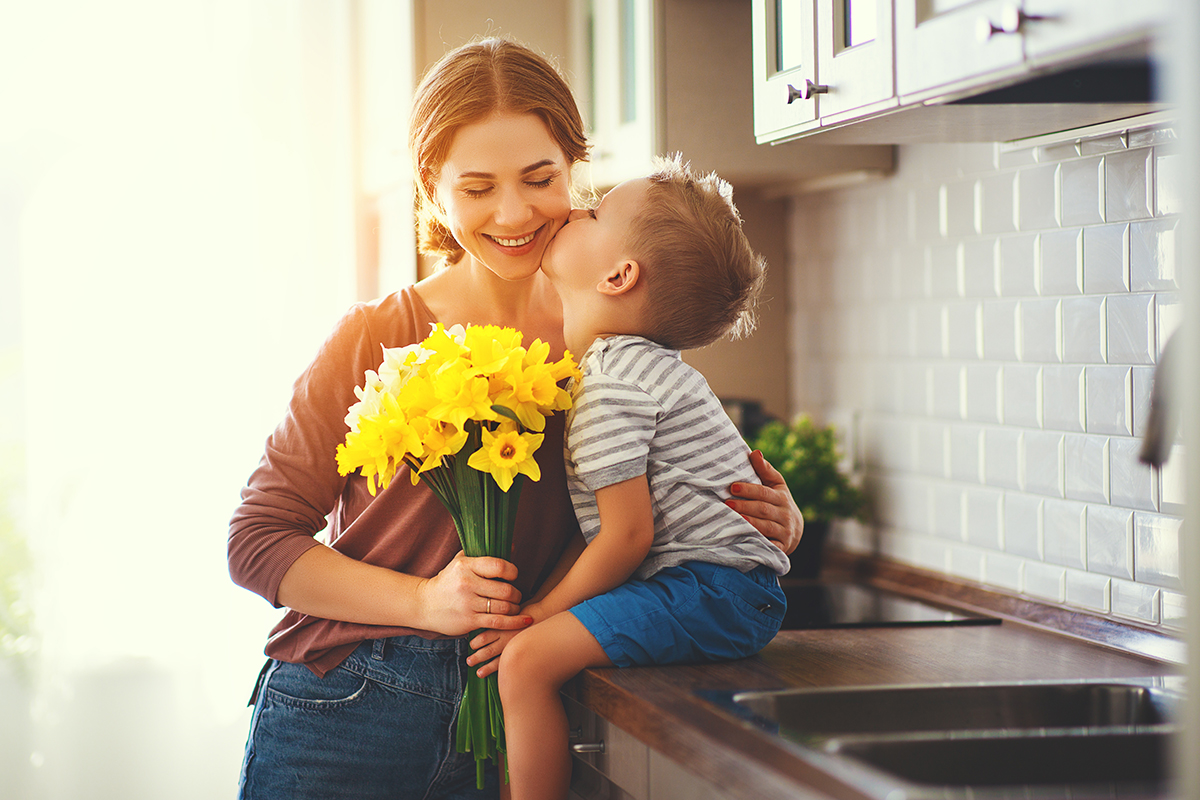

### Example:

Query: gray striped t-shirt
xmin=564 ymin=335 xmax=791 ymax=581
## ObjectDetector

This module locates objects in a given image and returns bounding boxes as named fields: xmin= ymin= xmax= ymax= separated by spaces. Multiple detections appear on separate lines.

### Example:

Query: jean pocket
xmin=264 ymin=661 xmax=371 ymax=711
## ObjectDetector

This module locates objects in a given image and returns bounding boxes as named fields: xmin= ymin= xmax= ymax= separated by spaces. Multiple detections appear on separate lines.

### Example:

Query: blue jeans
xmin=239 ymin=636 xmax=498 ymax=800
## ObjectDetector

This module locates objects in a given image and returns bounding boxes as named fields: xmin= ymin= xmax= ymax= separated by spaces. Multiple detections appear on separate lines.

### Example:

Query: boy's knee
xmin=497 ymin=629 xmax=536 ymax=697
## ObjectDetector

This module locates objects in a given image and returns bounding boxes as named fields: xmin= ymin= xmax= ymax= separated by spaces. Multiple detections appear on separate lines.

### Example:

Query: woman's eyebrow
xmin=455 ymin=159 xmax=558 ymax=180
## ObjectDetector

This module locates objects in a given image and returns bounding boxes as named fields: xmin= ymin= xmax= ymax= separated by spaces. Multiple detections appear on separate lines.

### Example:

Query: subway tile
xmin=1004 ymin=494 xmax=1044 ymax=559
xmin=1065 ymin=570 xmax=1111 ymax=613
xmin=1082 ymin=223 xmax=1129 ymax=294
xmin=1060 ymin=156 xmax=1105 ymax=226
xmin=869 ymin=364 xmax=899 ymax=414
xmin=913 ymin=538 xmax=951 ymax=574
xmin=1042 ymin=365 xmax=1085 ymax=432
xmin=1086 ymin=505 xmax=1133 ymax=579
xmin=946 ymin=302 xmax=981 ymax=360
xmin=961 ymin=238 xmax=999 ymax=297
xmin=913 ymin=184 xmax=943 ymax=241
xmin=1160 ymin=444 xmax=1186 ymax=516
xmin=945 ymin=179 xmax=977 ymax=238
xmin=1161 ymin=590 xmax=1185 ymax=630
xmin=896 ymin=479 xmax=932 ymax=532
xmin=1024 ymin=561 xmax=1067 ymax=603
xmin=949 ymin=545 xmax=986 ymax=582
xmin=1156 ymin=293 xmax=1183 ymax=359
xmin=999 ymin=233 xmax=1039 ymax=297
xmin=883 ymin=305 xmax=914 ymax=357
xmin=1061 ymin=296 xmax=1106 ymax=364
xmin=1064 ymin=434 xmax=1110 ymax=504
xmin=1084 ymin=366 xmax=1132 ymax=436
xmin=932 ymin=483 xmax=965 ymax=540
xmin=1111 ymin=579 xmax=1160 ymax=624
xmin=1020 ymin=298 xmax=1061 ymax=363
xmin=1109 ymin=435 xmax=1158 ymax=512
xmin=949 ymin=425 xmax=983 ymax=483
xmin=1128 ymin=125 xmax=1178 ymax=148
xmin=928 ymin=242 xmax=961 ymax=298
xmin=1040 ymin=228 xmax=1083 ymax=295
xmin=895 ymin=245 xmax=927 ymax=299
xmin=931 ymin=364 xmax=964 ymax=419
xmin=1156 ymin=152 xmax=1182 ymax=216
xmin=1023 ymin=430 xmax=1065 ymax=498
xmin=984 ymin=428 xmax=1022 ymax=490
xmin=1132 ymin=366 xmax=1154 ymax=439
xmin=914 ymin=302 xmax=946 ymax=358
xmin=915 ymin=422 xmax=949 ymax=478
xmin=902 ymin=366 xmax=930 ymax=416
xmin=1104 ymin=149 xmax=1152 ymax=221
xmin=1003 ymin=365 xmax=1042 ymax=428
xmin=1134 ymin=512 xmax=1183 ymax=589
xmin=957 ymin=143 xmax=1000 ymax=175
xmin=1043 ymin=498 xmax=1088 ymax=570
xmin=1105 ymin=293 xmax=1156 ymax=365
xmin=965 ymin=365 xmax=1002 ymax=424
xmin=1080 ymin=133 xmax=1127 ymax=156
xmin=1016 ymin=163 xmax=1060 ymax=231
xmin=998 ymin=143 xmax=1037 ymax=169
xmin=982 ymin=300 xmax=1019 ymax=361
xmin=1129 ymin=218 xmax=1178 ymax=292
xmin=984 ymin=552 xmax=1025 ymax=593
xmin=977 ymin=173 xmax=1017 ymax=235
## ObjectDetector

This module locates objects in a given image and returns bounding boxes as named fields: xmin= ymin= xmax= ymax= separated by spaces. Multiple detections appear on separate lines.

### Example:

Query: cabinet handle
xmin=570 ymin=741 xmax=606 ymax=754
xmin=786 ymin=79 xmax=829 ymax=103
xmin=976 ymin=3 xmax=1055 ymax=42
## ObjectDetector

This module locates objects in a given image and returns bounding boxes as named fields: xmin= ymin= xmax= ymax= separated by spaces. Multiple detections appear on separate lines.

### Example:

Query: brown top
xmin=228 ymin=287 xmax=579 ymax=676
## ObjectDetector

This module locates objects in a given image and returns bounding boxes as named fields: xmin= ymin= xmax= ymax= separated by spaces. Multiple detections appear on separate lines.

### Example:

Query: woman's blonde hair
xmin=409 ymin=37 xmax=590 ymax=263
xmin=628 ymin=154 xmax=765 ymax=351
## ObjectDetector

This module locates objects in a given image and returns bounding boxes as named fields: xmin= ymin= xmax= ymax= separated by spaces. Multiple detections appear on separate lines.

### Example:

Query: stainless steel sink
xmin=699 ymin=681 xmax=1181 ymax=799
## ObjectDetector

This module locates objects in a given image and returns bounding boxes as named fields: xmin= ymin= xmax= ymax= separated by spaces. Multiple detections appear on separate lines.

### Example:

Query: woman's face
xmin=434 ymin=112 xmax=573 ymax=281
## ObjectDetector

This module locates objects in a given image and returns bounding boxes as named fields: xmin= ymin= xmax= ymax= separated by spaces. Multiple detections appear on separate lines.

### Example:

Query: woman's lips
xmin=484 ymin=224 xmax=545 ymax=256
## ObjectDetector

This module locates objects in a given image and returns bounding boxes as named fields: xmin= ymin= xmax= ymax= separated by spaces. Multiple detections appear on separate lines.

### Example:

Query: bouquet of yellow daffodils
xmin=335 ymin=323 xmax=578 ymax=787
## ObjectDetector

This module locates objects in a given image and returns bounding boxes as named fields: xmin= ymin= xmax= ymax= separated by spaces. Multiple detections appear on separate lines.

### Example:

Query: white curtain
xmin=2 ymin=1 xmax=361 ymax=797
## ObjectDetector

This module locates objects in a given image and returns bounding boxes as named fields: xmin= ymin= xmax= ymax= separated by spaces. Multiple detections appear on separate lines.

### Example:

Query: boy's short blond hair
xmin=626 ymin=155 xmax=765 ymax=351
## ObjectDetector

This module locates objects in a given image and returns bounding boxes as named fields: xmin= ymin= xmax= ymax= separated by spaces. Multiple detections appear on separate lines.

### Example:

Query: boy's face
xmin=541 ymin=178 xmax=649 ymax=301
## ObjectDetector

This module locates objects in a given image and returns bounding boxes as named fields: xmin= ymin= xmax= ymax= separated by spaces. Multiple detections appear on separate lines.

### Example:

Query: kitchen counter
xmin=563 ymin=560 xmax=1181 ymax=800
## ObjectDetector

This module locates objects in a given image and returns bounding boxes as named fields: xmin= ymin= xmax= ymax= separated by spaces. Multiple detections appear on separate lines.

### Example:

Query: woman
xmin=228 ymin=37 xmax=802 ymax=800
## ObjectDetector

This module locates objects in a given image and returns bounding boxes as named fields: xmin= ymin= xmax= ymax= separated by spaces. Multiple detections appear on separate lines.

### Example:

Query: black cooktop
xmin=780 ymin=581 xmax=999 ymax=630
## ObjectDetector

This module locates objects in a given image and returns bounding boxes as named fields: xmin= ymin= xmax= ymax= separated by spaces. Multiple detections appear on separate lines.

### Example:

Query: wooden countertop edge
xmin=819 ymin=549 xmax=1186 ymax=665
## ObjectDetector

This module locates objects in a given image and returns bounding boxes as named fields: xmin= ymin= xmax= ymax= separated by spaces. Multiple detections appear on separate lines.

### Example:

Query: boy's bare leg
xmin=498 ymin=611 xmax=612 ymax=800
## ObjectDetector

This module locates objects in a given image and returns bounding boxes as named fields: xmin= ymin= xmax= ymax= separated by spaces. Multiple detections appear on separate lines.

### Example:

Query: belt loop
xmin=371 ymin=638 xmax=387 ymax=661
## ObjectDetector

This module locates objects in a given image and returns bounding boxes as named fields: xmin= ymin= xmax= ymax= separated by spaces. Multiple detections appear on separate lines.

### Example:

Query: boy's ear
xmin=598 ymin=259 xmax=641 ymax=296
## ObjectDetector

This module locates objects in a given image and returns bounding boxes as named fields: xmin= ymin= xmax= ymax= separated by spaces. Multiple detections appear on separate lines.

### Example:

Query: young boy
xmin=482 ymin=155 xmax=791 ymax=800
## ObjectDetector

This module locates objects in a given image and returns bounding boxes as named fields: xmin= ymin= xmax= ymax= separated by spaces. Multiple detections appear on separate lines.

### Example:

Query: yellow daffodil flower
xmin=467 ymin=425 xmax=543 ymax=492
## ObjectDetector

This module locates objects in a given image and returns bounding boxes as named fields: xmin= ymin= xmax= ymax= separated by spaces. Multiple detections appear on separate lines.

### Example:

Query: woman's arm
xmin=277 ymin=546 xmax=529 ymax=638
xmin=727 ymin=449 xmax=804 ymax=555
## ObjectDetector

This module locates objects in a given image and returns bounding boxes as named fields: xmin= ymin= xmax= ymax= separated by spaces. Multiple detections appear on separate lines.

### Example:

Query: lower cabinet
xmin=564 ymin=696 xmax=734 ymax=800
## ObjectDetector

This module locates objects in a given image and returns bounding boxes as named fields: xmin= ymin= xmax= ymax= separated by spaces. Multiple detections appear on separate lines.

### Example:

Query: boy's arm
xmin=523 ymin=529 xmax=587 ymax=606
xmin=526 ymin=474 xmax=655 ymax=621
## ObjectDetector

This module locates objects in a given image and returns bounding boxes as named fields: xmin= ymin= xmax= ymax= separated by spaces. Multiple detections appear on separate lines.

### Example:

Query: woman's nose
xmin=494 ymin=186 xmax=534 ymax=227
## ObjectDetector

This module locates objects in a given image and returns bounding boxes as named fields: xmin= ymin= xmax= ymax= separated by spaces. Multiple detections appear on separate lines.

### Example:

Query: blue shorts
xmin=570 ymin=561 xmax=786 ymax=668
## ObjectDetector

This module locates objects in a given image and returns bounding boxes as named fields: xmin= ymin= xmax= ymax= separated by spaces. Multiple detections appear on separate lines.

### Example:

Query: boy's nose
xmin=567 ymin=208 xmax=591 ymax=222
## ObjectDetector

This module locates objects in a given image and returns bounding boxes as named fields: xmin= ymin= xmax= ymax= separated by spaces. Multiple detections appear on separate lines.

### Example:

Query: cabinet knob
xmin=976 ymin=3 xmax=1054 ymax=42
xmin=786 ymin=79 xmax=829 ymax=103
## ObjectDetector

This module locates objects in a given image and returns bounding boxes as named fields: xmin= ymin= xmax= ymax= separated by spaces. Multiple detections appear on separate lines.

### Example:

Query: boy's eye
xmin=587 ymin=208 xmax=597 ymax=219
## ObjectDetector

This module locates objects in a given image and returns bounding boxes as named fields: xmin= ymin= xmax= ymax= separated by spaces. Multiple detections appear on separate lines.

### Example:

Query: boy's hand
xmin=728 ymin=450 xmax=804 ymax=555
xmin=466 ymin=602 xmax=546 ymax=678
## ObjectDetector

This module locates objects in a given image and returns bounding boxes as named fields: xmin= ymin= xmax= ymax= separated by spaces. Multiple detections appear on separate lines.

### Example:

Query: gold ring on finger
xmin=487 ymin=598 xmax=492 ymax=614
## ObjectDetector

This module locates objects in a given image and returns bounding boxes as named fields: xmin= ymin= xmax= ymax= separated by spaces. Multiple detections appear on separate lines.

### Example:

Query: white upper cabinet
xmin=894 ymin=0 xmax=1025 ymax=98
xmin=750 ymin=0 xmax=820 ymax=144
xmin=575 ymin=0 xmax=894 ymax=189
xmin=1020 ymin=0 xmax=1170 ymax=65
xmin=815 ymin=0 xmax=897 ymax=122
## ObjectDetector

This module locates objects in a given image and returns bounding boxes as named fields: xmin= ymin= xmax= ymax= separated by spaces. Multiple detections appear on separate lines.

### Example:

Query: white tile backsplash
xmin=789 ymin=131 xmax=1182 ymax=629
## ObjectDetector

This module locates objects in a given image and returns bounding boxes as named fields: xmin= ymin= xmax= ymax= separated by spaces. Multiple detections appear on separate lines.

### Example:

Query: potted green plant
xmin=746 ymin=414 xmax=867 ymax=578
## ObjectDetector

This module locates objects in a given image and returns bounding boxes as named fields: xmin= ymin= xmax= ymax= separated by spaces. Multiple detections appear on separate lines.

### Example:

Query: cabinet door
xmin=895 ymin=0 xmax=1025 ymax=98
xmin=1021 ymin=0 xmax=1169 ymax=65
xmin=587 ymin=0 xmax=658 ymax=188
xmin=751 ymin=0 xmax=820 ymax=143
xmin=815 ymin=0 xmax=896 ymax=122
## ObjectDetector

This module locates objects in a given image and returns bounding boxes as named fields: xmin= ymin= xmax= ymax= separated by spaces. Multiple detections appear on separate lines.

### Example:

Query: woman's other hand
xmin=417 ymin=552 xmax=532 ymax=637
xmin=728 ymin=450 xmax=803 ymax=555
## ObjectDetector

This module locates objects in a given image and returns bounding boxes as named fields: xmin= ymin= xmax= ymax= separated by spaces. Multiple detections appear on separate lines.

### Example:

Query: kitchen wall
xmin=787 ymin=122 xmax=1185 ymax=631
